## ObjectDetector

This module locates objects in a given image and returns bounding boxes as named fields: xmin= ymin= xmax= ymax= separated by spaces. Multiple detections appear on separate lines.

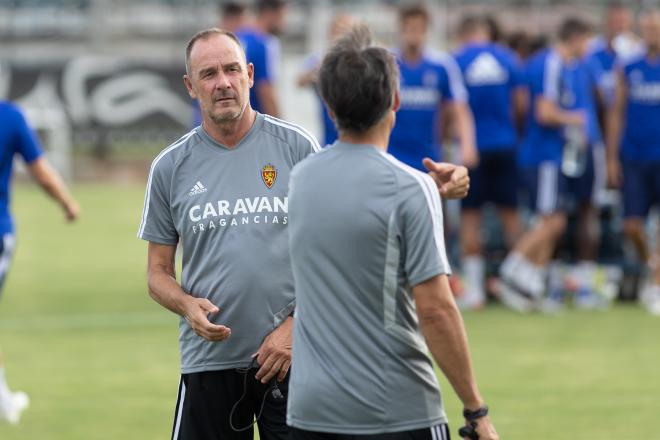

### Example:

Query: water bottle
xmin=562 ymin=124 xmax=588 ymax=178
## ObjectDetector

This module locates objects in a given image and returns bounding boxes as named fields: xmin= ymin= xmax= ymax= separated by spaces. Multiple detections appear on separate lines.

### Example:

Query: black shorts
xmin=171 ymin=368 xmax=289 ymax=440
xmin=290 ymin=424 xmax=450 ymax=440
xmin=462 ymin=149 xmax=518 ymax=209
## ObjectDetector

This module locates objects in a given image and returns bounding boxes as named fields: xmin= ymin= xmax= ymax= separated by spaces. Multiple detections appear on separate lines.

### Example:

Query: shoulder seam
xmin=264 ymin=115 xmax=321 ymax=153
xmin=137 ymin=129 xmax=196 ymax=238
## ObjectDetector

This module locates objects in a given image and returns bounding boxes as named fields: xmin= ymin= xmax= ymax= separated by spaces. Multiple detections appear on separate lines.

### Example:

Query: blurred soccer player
xmin=219 ymin=1 xmax=247 ymax=33
xmin=0 ymin=101 xmax=79 ymax=424
xmin=138 ymin=27 xmax=469 ymax=440
xmin=287 ymin=23 xmax=498 ymax=440
xmin=454 ymin=15 xmax=525 ymax=309
xmin=297 ymin=13 xmax=355 ymax=146
xmin=236 ymin=0 xmax=287 ymax=117
xmin=499 ymin=19 xmax=593 ymax=312
xmin=589 ymin=1 xmax=637 ymax=106
xmin=389 ymin=3 xmax=477 ymax=171
xmin=606 ymin=9 xmax=660 ymax=315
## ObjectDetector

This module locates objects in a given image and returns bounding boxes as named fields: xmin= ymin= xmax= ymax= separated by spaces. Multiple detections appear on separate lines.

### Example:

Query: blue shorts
xmin=462 ymin=149 xmax=518 ymax=209
xmin=563 ymin=144 xmax=605 ymax=207
xmin=0 ymin=234 xmax=15 ymax=301
xmin=520 ymin=162 xmax=568 ymax=215
xmin=622 ymin=160 xmax=660 ymax=218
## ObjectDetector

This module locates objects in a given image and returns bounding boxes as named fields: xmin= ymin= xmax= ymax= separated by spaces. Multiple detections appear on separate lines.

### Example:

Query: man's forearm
xmin=536 ymin=98 xmax=583 ymax=127
xmin=420 ymin=304 xmax=483 ymax=409
xmin=257 ymin=82 xmax=281 ymax=118
xmin=606 ymin=109 xmax=622 ymax=163
xmin=454 ymin=102 xmax=477 ymax=156
xmin=29 ymin=158 xmax=75 ymax=209
xmin=148 ymin=269 xmax=191 ymax=317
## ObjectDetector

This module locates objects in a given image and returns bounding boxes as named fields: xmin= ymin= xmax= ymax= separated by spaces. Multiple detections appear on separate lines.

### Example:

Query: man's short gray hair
xmin=318 ymin=23 xmax=400 ymax=134
xmin=185 ymin=27 xmax=244 ymax=76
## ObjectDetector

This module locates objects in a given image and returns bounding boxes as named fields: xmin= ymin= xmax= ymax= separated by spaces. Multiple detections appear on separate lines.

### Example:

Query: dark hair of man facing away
xmin=558 ymin=17 xmax=592 ymax=42
xmin=318 ymin=24 xmax=399 ymax=134
xmin=457 ymin=14 xmax=487 ymax=40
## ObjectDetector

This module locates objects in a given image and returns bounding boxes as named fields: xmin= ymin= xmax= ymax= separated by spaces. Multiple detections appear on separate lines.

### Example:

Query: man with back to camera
xmin=390 ymin=3 xmax=477 ymax=172
xmin=498 ymin=18 xmax=596 ymax=312
xmin=606 ymin=9 xmax=660 ymax=315
xmin=236 ymin=0 xmax=288 ymax=117
xmin=453 ymin=14 xmax=526 ymax=309
xmin=0 ymin=100 xmax=80 ymax=424
xmin=138 ymin=27 xmax=471 ymax=440
xmin=286 ymin=24 xmax=499 ymax=440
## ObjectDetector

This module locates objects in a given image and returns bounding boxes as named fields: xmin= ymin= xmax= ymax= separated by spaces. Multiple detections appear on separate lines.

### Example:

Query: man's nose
xmin=216 ymin=72 xmax=232 ymax=89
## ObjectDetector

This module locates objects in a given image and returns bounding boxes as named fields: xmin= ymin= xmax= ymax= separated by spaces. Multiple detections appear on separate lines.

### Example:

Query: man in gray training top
xmin=287 ymin=25 xmax=499 ymax=440
xmin=138 ymin=27 xmax=471 ymax=440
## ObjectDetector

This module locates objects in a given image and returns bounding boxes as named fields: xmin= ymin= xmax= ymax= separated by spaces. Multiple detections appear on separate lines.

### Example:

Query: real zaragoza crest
xmin=261 ymin=164 xmax=277 ymax=189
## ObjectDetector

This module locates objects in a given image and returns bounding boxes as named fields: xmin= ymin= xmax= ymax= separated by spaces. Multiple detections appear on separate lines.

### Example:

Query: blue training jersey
xmin=389 ymin=50 xmax=467 ymax=171
xmin=519 ymin=48 xmax=571 ymax=166
xmin=236 ymin=27 xmax=280 ymax=115
xmin=564 ymin=57 xmax=603 ymax=146
xmin=620 ymin=52 xmax=660 ymax=162
xmin=454 ymin=42 xmax=524 ymax=151
xmin=0 ymin=102 xmax=43 ymax=235
xmin=588 ymin=39 xmax=618 ymax=106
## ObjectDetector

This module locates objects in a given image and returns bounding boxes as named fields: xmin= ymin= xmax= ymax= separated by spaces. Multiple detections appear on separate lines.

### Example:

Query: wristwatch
xmin=458 ymin=405 xmax=488 ymax=440
xmin=463 ymin=405 xmax=489 ymax=421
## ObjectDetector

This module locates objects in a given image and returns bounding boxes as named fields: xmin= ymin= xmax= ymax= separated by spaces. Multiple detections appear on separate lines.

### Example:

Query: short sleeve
xmin=439 ymin=56 xmax=468 ymax=102
xmin=137 ymin=154 xmax=178 ymax=245
xmin=536 ymin=53 xmax=561 ymax=103
xmin=10 ymin=106 xmax=43 ymax=164
xmin=265 ymin=37 xmax=281 ymax=82
xmin=585 ymin=56 xmax=603 ymax=90
xmin=292 ymin=123 xmax=321 ymax=163
xmin=252 ymin=37 xmax=279 ymax=84
xmin=399 ymin=174 xmax=451 ymax=287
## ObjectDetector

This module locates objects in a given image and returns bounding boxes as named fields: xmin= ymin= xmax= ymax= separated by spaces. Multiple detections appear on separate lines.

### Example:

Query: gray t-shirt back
xmin=287 ymin=142 xmax=451 ymax=434
xmin=138 ymin=113 xmax=320 ymax=373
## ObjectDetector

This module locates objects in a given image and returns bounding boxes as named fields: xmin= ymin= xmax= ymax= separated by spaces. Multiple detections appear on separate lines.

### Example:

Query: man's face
xmin=606 ymin=7 xmax=632 ymax=37
xmin=265 ymin=5 xmax=288 ymax=36
xmin=184 ymin=34 xmax=253 ymax=125
xmin=569 ymin=33 xmax=590 ymax=59
xmin=400 ymin=16 xmax=428 ymax=52
xmin=640 ymin=12 xmax=660 ymax=51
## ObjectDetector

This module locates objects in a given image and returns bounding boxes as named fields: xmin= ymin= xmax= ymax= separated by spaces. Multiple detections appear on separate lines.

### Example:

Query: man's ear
xmin=247 ymin=63 xmax=255 ymax=88
xmin=392 ymin=89 xmax=401 ymax=112
xmin=184 ymin=75 xmax=197 ymax=99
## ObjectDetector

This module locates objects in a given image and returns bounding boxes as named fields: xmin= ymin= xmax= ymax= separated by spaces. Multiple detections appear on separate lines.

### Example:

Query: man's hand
xmin=254 ymin=316 xmax=292 ymax=383
xmin=469 ymin=415 xmax=499 ymax=440
xmin=64 ymin=200 xmax=80 ymax=222
xmin=423 ymin=158 xmax=470 ymax=200
xmin=182 ymin=297 xmax=231 ymax=342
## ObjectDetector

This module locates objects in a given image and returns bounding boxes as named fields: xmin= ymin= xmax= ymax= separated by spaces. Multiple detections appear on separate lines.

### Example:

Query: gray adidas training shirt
xmin=138 ymin=113 xmax=320 ymax=373
xmin=287 ymin=142 xmax=451 ymax=434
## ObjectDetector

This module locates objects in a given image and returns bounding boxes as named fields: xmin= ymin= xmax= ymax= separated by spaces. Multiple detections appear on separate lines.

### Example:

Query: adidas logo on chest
xmin=189 ymin=181 xmax=208 ymax=196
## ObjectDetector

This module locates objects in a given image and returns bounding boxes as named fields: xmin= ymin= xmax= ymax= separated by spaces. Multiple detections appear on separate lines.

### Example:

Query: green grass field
xmin=0 ymin=183 xmax=658 ymax=439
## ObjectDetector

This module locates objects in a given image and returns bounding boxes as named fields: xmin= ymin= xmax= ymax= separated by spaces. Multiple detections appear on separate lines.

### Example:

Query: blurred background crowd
xmin=2 ymin=0 xmax=660 ymax=315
